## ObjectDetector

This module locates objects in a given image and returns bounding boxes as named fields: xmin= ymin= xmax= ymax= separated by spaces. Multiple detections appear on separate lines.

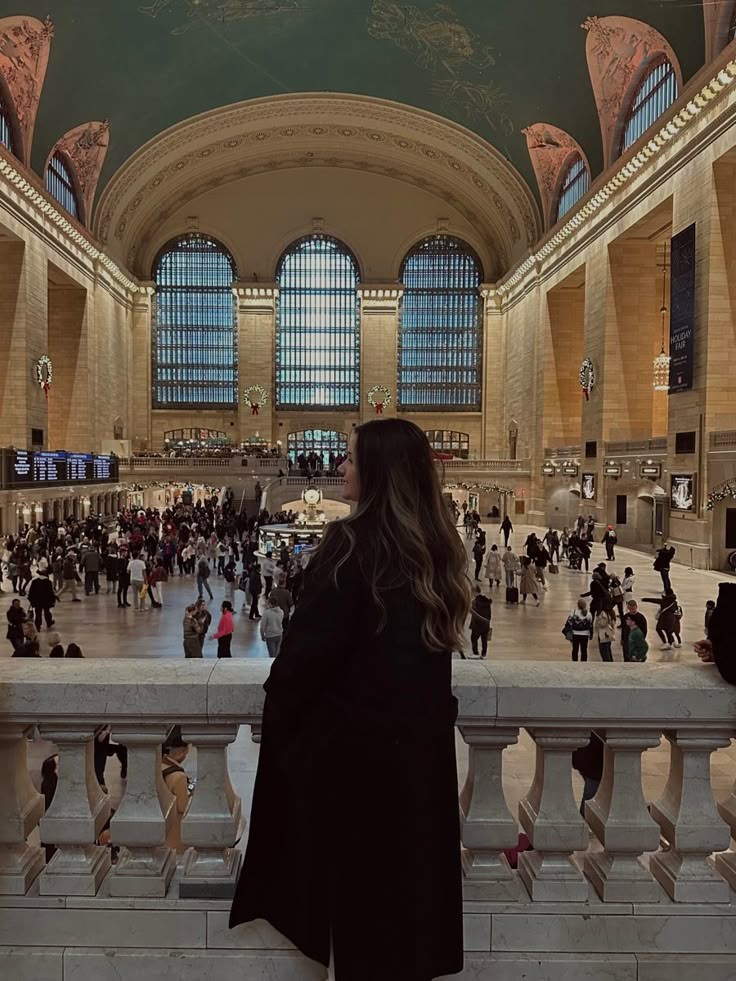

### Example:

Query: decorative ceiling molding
xmin=94 ymin=93 xmax=541 ymax=279
xmin=704 ymin=0 xmax=736 ymax=64
xmin=583 ymin=16 xmax=682 ymax=169
xmin=46 ymin=120 xmax=110 ymax=226
xmin=0 ymin=15 xmax=54 ymax=166
xmin=523 ymin=124 xmax=589 ymax=230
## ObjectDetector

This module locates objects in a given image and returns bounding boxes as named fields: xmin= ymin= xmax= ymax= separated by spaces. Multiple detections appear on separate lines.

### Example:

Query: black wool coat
xmin=230 ymin=553 xmax=464 ymax=981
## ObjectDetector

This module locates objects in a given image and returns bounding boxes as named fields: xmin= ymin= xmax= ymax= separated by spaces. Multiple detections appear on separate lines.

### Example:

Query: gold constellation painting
xmin=139 ymin=0 xmax=302 ymax=35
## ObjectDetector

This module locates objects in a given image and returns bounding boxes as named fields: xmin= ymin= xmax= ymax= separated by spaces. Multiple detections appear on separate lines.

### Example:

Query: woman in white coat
xmin=484 ymin=544 xmax=502 ymax=588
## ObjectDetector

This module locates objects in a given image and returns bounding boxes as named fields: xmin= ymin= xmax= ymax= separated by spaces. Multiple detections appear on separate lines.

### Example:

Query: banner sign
xmin=669 ymin=224 xmax=696 ymax=392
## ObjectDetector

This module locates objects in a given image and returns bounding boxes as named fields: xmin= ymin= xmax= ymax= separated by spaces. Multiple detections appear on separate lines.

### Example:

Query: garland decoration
xmin=444 ymin=481 xmax=515 ymax=497
xmin=243 ymin=384 xmax=268 ymax=416
xmin=706 ymin=477 xmax=736 ymax=510
xmin=579 ymin=358 xmax=595 ymax=401
xmin=36 ymin=355 xmax=53 ymax=397
xmin=367 ymin=384 xmax=392 ymax=414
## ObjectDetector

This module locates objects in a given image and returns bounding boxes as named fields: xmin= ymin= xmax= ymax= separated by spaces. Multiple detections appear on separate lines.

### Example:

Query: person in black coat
xmin=230 ymin=418 xmax=469 ymax=981
xmin=116 ymin=552 xmax=131 ymax=607
xmin=653 ymin=543 xmax=676 ymax=592
xmin=696 ymin=582 xmax=736 ymax=683
xmin=27 ymin=571 xmax=56 ymax=629
xmin=248 ymin=563 xmax=262 ymax=620
xmin=6 ymin=598 xmax=26 ymax=651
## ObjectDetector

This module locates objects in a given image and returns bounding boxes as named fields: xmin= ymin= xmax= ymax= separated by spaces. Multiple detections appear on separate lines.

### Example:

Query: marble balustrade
xmin=1 ymin=658 xmax=736 ymax=980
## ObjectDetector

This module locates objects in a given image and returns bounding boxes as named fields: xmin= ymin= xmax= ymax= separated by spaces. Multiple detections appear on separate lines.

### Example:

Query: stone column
xmin=458 ymin=726 xmax=522 ymax=899
xmin=236 ymin=285 xmax=278 ymax=446
xmin=108 ymin=725 xmax=176 ymax=898
xmin=179 ymin=725 xmax=242 ymax=898
xmin=131 ymin=285 xmax=154 ymax=452
xmin=518 ymin=728 xmax=591 ymax=901
xmin=0 ymin=724 xmax=45 ymax=894
xmin=358 ymin=286 xmax=402 ymax=423
xmin=650 ymin=729 xmax=732 ymax=902
xmin=38 ymin=726 xmax=111 ymax=896
xmin=481 ymin=288 xmax=504 ymax=457
xmin=584 ymin=729 xmax=662 ymax=902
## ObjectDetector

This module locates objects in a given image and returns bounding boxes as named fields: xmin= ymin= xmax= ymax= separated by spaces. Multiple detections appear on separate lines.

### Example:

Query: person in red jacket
xmin=211 ymin=600 xmax=234 ymax=658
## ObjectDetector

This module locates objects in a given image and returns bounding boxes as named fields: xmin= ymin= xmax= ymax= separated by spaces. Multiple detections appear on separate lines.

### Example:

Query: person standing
xmin=127 ymin=553 xmax=147 ymax=613
xmin=194 ymin=598 xmax=212 ymax=656
xmin=502 ymin=545 xmax=520 ymax=589
xmin=28 ymin=570 xmax=56 ymax=630
xmin=469 ymin=586 xmax=492 ymax=659
xmin=653 ymin=543 xmax=676 ymax=593
xmin=261 ymin=552 xmax=276 ymax=598
xmin=622 ymin=566 xmax=635 ymax=602
xmin=621 ymin=600 xmax=648 ymax=662
xmin=573 ymin=732 xmax=604 ymax=816
xmin=500 ymin=514 xmax=513 ymax=547
xmin=565 ymin=599 xmax=593 ymax=662
xmin=472 ymin=534 xmax=486 ymax=581
xmin=105 ymin=547 xmax=119 ymax=594
xmin=484 ymin=544 xmax=502 ymax=588
xmin=594 ymin=608 xmax=615 ymax=662
xmin=268 ymin=575 xmax=294 ymax=631
xmin=211 ymin=600 xmax=234 ymax=658
xmin=230 ymin=419 xmax=469 ymax=981
xmin=248 ymin=563 xmax=263 ymax=620
xmin=602 ymin=526 xmax=617 ymax=561
xmin=196 ymin=556 xmax=214 ymax=601
xmin=260 ymin=595 xmax=284 ymax=658
xmin=81 ymin=546 xmax=102 ymax=595
xmin=6 ymin=598 xmax=26 ymax=652
xmin=60 ymin=551 xmax=82 ymax=602
xmin=116 ymin=550 xmax=131 ymax=608
xmin=672 ymin=599 xmax=684 ymax=648
xmin=625 ymin=616 xmax=649 ymax=662
xmin=161 ymin=727 xmax=192 ymax=854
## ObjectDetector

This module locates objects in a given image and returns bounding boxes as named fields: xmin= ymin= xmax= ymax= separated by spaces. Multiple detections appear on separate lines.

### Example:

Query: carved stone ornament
xmin=48 ymin=120 xmax=110 ymax=222
xmin=522 ymin=124 xmax=589 ymax=228
xmin=0 ymin=16 xmax=54 ymax=165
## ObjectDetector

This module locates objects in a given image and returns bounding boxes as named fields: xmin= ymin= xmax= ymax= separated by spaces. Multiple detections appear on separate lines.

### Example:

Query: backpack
xmin=197 ymin=559 xmax=209 ymax=578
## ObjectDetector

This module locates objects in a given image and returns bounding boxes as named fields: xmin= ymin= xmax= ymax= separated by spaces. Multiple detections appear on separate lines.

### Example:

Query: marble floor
xmin=12 ymin=523 xmax=736 ymax=847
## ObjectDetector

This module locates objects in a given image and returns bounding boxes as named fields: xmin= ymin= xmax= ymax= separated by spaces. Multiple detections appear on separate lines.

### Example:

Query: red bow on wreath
xmin=43 ymin=380 xmax=50 ymax=398
xmin=250 ymin=402 xmax=259 ymax=416
xmin=375 ymin=401 xmax=384 ymax=415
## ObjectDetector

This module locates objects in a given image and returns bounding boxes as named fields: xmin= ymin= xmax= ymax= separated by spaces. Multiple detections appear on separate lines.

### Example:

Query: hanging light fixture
xmin=653 ymin=244 xmax=671 ymax=391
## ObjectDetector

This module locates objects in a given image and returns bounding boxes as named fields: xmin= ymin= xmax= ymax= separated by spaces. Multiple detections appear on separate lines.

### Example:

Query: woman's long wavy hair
xmin=308 ymin=418 xmax=471 ymax=652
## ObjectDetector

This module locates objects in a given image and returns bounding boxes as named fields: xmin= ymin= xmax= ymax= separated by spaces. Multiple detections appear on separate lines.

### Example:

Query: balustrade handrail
xmin=604 ymin=437 xmax=668 ymax=455
xmin=710 ymin=430 xmax=736 ymax=449
xmin=119 ymin=456 xmax=287 ymax=471
xmin=440 ymin=459 xmax=530 ymax=472
xmin=543 ymin=445 xmax=582 ymax=459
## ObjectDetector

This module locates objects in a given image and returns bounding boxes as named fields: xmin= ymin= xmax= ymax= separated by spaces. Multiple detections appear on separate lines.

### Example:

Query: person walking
xmin=211 ymin=600 xmax=234 ymax=658
xmin=116 ymin=550 xmax=131 ymax=608
xmin=260 ymin=595 xmax=284 ymax=658
xmin=622 ymin=566 xmax=635 ymax=602
xmin=127 ymin=553 xmax=147 ymax=612
xmin=484 ymin=544 xmax=502 ymax=588
xmin=268 ymin=575 xmax=294 ymax=631
xmin=565 ymin=599 xmax=593 ymax=662
xmin=581 ymin=569 xmax=608 ymax=617
xmin=81 ymin=546 xmax=102 ymax=595
xmin=533 ymin=543 xmax=550 ymax=591
xmin=248 ymin=563 xmax=263 ymax=620
xmin=472 ymin=535 xmax=486 ymax=581
xmin=602 ymin=526 xmax=617 ymax=561
xmin=502 ymin=545 xmax=520 ymax=589
xmin=148 ymin=558 xmax=167 ymax=608
xmin=59 ymin=551 xmax=82 ymax=602
xmin=642 ymin=591 xmax=678 ymax=650
xmin=500 ymin=514 xmax=513 ymax=547
xmin=469 ymin=586 xmax=492 ymax=659
xmin=28 ymin=570 xmax=56 ymax=630
xmin=230 ymin=419 xmax=469 ymax=981
xmin=519 ymin=556 xmax=539 ymax=606
xmin=196 ymin=556 xmax=213 ymax=601
xmin=672 ymin=599 xmax=684 ymax=648
xmin=653 ymin=543 xmax=676 ymax=592
xmin=6 ymin=598 xmax=26 ymax=652
xmin=594 ymin=608 xmax=615 ymax=662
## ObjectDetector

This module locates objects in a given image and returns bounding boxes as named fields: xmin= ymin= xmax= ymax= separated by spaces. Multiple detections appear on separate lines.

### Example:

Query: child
xmin=705 ymin=599 xmax=716 ymax=637
xmin=673 ymin=601 xmax=683 ymax=648
xmin=625 ymin=615 xmax=648 ymax=662
xmin=260 ymin=595 xmax=284 ymax=659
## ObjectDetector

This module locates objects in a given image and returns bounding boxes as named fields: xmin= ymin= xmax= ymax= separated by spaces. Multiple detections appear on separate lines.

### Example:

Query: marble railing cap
xmin=1 ymin=659 xmax=735 ymax=729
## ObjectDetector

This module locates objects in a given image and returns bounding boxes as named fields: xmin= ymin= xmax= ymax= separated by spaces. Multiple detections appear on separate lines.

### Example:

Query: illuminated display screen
xmin=7 ymin=450 xmax=119 ymax=487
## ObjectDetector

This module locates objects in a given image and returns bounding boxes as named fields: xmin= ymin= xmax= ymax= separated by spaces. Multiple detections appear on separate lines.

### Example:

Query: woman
xmin=622 ymin=567 xmax=635 ymax=601
xmin=484 ymin=544 xmax=502 ymax=588
xmin=594 ymin=608 xmax=615 ymax=662
xmin=260 ymin=595 xmax=284 ymax=658
xmin=230 ymin=419 xmax=470 ymax=981
xmin=212 ymin=600 xmax=234 ymax=658
xmin=642 ymin=591 xmax=678 ymax=650
xmin=519 ymin=555 xmax=539 ymax=605
xmin=565 ymin=598 xmax=593 ymax=662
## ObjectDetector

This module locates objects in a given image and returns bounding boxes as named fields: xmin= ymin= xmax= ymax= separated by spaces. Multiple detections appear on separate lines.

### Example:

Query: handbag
xmin=139 ymin=583 xmax=149 ymax=600
xmin=562 ymin=617 xmax=574 ymax=642
xmin=549 ymin=563 xmax=559 ymax=574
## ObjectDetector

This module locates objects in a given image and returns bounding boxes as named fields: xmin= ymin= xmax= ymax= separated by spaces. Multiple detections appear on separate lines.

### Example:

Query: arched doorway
xmin=287 ymin=430 xmax=348 ymax=469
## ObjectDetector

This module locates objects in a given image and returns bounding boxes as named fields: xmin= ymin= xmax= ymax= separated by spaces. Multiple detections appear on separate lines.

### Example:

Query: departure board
xmin=68 ymin=453 xmax=94 ymax=481
xmin=6 ymin=450 xmax=119 ymax=487
xmin=33 ymin=452 xmax=67 ymax=482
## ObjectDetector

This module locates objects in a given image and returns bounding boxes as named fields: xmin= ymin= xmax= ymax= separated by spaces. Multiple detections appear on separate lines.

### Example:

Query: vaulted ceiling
xmin=1 ymin=0 xmax=707 ymax=198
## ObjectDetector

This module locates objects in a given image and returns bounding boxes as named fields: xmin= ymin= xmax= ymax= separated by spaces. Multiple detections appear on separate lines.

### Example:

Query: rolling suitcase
xmin=549 ymin=563 xmax=559 ymax=574
xmin=506 ymin=585 xmax=519 ymax=604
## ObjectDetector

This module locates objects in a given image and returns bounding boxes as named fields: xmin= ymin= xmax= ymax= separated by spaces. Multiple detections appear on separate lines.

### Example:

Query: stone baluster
xmin=108 ymin=726 xmax=176 ymax=898
xmin=650 ymin=729 xmax=732 ymax=902
xmin=179 ymin=725 xmax=243 ymax=898
xmin=716 ymin=764 xmax=736 ymax=889
xmin=250 ymin=722 xmax=262 ymax=743
xmin=517 ymin=728 xmax=590 ymax=901
xmin=38 ymin=726 xmax=111 ymax=896
xmin=0 ymin=724 xmax=45 ymax=894
xmin=584 ymin=729 xmax=662 ymax=902
xmin=458 ymin=726 xmax=522 ymax=900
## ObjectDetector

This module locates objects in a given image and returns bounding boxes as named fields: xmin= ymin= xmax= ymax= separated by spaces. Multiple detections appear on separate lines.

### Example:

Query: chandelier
xmin=653 ymin=245 xmax=670 ymax=391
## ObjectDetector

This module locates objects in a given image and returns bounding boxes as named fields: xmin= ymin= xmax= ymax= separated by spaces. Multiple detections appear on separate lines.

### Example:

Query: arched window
xmin=45 ymin=152 xmax=81 ymax=220
xmin=152 ymin=234 xmax=237 ymax=407
xmin=288 ymin=429 xmax=348 ymax=469
xmin=730 ymin=9 xmax=736 ymax=44
xmin=620 ymin=57 xmax=678 ymax=156
xmin=276 ymin=235 xmax=360 ymax=408
xmin=0 ymin=91 xmax=17 ymax=157
xmin=399 ymin=235 xmax=482 ymax=411
xmin=555 ymin=154 xmax=589 ymax=223
xmin=425 ymin=430 xmax=470 ymax=459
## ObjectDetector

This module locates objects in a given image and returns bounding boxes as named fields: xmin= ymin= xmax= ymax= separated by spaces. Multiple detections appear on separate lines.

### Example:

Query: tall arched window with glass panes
xmin=555 ymin=154 xmax=590 ymax=223
xmin=276 ymin=235 xmax=360 ymax=409
xmin=0 ymin=90 xmax=18 ymax=158
xmin=398 ymin=235 xmax=482 ymax=411
xmin=45 ymin=153 xmax=82 ymax=221
xmin=152 ymin=234 xmax=237 ymax=407
xmin=619 ymin=57 xmax=678 ymax=156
